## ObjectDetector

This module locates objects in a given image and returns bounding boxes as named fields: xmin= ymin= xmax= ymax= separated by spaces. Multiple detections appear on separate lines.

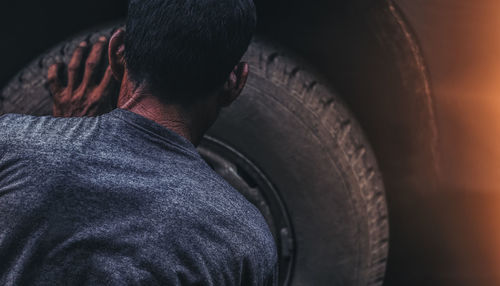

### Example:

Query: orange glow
xmin=396 ymin=0 xmax=500 ymax=284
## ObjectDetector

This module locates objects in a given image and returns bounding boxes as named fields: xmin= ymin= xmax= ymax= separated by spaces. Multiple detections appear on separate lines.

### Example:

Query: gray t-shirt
xmin=0 ymin=108 xmax=277 ymax=286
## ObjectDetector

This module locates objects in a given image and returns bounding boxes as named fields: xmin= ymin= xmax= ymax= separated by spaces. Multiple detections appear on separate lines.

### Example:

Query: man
xmin=0 ymin=0 xmax=277 ymax=285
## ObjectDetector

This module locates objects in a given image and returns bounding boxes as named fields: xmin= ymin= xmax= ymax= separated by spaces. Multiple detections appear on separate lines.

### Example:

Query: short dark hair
xmin=124 ymin=0 xmax=257 ymax=105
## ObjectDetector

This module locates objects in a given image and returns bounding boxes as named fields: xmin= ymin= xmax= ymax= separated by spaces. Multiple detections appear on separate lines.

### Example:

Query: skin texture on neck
xmin=116 ymin=72 xmax=219 ymax=146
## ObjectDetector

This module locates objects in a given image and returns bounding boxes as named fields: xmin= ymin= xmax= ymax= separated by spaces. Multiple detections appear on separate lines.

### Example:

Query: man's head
xmin=107 ymin=0 xmax=257 ymax=145
xmin=110 ymin=0 xmax=257 ymax=107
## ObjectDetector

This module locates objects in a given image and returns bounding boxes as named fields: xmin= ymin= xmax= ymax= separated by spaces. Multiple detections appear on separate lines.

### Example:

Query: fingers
xmin=81 ymin=36 xmax=108 ymax=87
xmin=98 ymin=65 xmax=115 ymax=91
xmin=48 ymin=63 xmax=63 ymax=95
xmin=67 ymin=41 xmax=88 ymax=90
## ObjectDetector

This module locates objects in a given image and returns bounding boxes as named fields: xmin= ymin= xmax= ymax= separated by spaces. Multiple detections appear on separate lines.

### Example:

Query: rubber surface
xmin=0 ymin=25 xmax=389 ymax=286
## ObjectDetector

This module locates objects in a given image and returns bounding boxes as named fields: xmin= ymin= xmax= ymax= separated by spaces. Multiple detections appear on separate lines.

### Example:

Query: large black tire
xmin=0 ymin=25 xmax=389 ymax=286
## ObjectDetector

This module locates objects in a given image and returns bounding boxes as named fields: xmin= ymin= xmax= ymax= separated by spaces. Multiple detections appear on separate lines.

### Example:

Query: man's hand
xmin=48 ymin=37 xmax=118 ymax=117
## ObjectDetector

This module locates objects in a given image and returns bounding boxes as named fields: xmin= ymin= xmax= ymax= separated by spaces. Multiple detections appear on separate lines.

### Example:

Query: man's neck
xmin=117 ymin=78 xmax=197 ymax=144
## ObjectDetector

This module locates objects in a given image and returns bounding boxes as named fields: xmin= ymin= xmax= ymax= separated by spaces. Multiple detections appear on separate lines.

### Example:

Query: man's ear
xmin=219 ymin=62 xmax=249 ymax=107
xmin=108 ymin=29 xmax=126 ymax=81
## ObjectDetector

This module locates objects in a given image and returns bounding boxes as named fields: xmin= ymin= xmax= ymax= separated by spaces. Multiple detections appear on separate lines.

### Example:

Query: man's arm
xmin=47 ymin=37 xmax=119 ymax=117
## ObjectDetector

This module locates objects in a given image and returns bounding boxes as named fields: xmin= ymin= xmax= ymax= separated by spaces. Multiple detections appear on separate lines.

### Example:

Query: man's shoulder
xmin=188 ymin=171 xmax=277 ymax=258
xmin=153 ymin=163 xmax=277 ymax=256
xmin=202 ymin=183 xmax=278 ymax=281
xmin=0 ymin=113 xmax=103 ymax=149
xmin=0 ymin=113 xmax=39 ymax=131
xmin=0 ymin=113 xmax=48 ymax=149
xmin=153 ymin=173 xmax=278 ymax=280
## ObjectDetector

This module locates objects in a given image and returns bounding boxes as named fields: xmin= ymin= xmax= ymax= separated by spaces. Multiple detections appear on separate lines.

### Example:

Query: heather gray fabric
xmin=0 ymin=108 xmax=277 ymax=286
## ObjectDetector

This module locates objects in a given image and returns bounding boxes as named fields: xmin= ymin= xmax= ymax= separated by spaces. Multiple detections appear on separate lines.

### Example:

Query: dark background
xmin=0 ymin=1 xmax=127 ymax=88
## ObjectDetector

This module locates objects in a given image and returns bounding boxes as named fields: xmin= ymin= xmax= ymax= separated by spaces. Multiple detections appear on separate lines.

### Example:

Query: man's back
xmin=0 ymin=108 xmax=277 ymax=285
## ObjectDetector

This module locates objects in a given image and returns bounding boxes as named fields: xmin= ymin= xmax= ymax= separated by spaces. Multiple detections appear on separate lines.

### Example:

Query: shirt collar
xmin=106 ymin=108 xmax=200 ymax=157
